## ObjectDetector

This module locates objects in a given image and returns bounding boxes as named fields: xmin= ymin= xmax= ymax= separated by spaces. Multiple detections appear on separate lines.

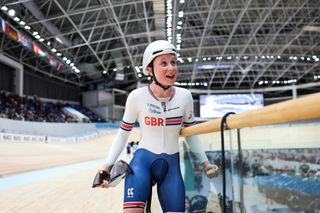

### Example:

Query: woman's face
xmin=148 ymin=54 xmax=178 ymax=86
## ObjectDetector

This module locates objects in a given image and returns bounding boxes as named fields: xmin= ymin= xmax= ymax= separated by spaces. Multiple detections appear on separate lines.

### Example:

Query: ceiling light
xmin=303 ymin=26 xmax=320 ymax=33
xmin=8 ymin=9 xmax=15 ymax=16
xmin=177 ymin=58 xmax=184 ymax=63
xmin=19 ymin=21 xmax=25 ymax=26
xmin=1 ymin=6 xmax=8 ymax=11
xmin=134 ymin=66 xmax=140 ymax=73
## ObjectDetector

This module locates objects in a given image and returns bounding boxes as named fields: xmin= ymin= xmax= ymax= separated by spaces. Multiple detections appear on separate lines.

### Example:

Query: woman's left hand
xmin=202 ymin=161 xmax=220 ymax=178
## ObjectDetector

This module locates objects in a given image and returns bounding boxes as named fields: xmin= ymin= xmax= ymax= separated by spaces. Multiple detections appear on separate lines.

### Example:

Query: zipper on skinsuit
xmin=161 ymin=101 xmax=166 ymax=151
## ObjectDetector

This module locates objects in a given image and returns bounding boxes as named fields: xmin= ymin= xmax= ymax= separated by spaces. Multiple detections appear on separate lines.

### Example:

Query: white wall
xmin=0 ymin=118 xmax=97 ymax=137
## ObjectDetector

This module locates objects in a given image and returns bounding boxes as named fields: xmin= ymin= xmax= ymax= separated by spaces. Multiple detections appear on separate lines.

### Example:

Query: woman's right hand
xmin=99 ymin=171 xmax=110 ymax=188
xmin=98 ymin=164 xmax=113 ymax=188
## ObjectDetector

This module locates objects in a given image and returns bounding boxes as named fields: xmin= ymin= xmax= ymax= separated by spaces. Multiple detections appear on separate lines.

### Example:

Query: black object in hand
xmin=92 ymin=170 xmax=110 ymax=188
xmin=92 ymin=160 xmax=133 ymax=188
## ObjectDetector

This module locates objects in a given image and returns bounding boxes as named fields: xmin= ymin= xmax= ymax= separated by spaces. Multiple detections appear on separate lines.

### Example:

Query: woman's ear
xmin=147 ymin=66 xmax=153 ymax=76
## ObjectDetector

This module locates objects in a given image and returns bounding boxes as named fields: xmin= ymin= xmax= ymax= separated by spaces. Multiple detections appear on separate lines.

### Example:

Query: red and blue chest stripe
xmin=165 ymin=116 xmax=183 ymax=126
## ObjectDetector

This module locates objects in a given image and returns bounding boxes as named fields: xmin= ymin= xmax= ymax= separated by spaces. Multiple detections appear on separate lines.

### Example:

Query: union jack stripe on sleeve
xmin=120 ymin=120 xmax=135 ymax=131
xmin=183 ymin=121 xmax=195 ymax=127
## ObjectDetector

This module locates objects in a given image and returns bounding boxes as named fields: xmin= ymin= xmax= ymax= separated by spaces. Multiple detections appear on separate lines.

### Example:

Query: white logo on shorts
xmin=127 ymin=187 xmax=134 ymax=198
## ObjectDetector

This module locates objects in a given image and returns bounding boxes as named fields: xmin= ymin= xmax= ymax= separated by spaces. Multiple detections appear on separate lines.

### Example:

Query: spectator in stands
xmin=251 ymin=158 xmax=263 ymax=177
xmin=299 ymin=159 xmax=311 ymax=177
xmin=126 ymin=142 xmax=132 ymax=157
xmin=0 ymin=108 xmax=9 ymax=118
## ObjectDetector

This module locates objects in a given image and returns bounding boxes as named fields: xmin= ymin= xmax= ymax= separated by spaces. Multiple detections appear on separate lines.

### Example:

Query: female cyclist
xmin=99 ymin=40 xmax=219 ymax=213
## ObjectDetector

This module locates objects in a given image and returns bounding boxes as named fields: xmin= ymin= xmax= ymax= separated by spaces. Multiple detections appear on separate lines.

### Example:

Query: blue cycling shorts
xmin=123 ymin=148 xmax=185 ymax=212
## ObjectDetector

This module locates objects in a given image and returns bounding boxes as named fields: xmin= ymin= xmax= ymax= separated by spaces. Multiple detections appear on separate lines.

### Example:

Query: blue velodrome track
xmin=0 ymin=159 xmax=105 ymax=190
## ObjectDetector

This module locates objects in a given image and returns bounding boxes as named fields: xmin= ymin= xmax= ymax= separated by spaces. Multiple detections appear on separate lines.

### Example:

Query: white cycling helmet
xmin=142 ymin=40 xmax=177 ymax=75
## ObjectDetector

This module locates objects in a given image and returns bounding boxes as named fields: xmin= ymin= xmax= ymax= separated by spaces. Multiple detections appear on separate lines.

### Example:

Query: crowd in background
xmin=206 ymin=148 xmax=320 ymax=178
xmin=0 ymin=90 xmax=103 ymax=123
xmin=242 ymin=149 xmax=320 ymax=177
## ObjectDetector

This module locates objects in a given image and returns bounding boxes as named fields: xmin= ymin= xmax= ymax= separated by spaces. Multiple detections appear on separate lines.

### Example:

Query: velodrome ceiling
xmin=0 ymin=0 xmax=320 ymax=95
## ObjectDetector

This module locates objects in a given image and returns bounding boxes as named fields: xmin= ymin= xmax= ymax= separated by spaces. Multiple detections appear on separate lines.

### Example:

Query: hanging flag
xmin=4 ymin=22 xmax=18 ymax=41
xmin=56 ymin=62 xmax=64 ymax=72
xmin=1 ymin=18 xmax=66 ymax=72
xmin=49 ymin=55 xmax=58 ymax=67
xmin=32 ymin=42 xmax=46 ymax=57
xmin=0 ymin=18 xmax=4 ymax=32
xmin=18 ymin=32 xmax=33 ymax=50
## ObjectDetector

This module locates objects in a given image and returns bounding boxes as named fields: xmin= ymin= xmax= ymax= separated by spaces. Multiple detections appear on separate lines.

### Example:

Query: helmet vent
xmin=153 ymin=50 xmax=163 ymax=55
